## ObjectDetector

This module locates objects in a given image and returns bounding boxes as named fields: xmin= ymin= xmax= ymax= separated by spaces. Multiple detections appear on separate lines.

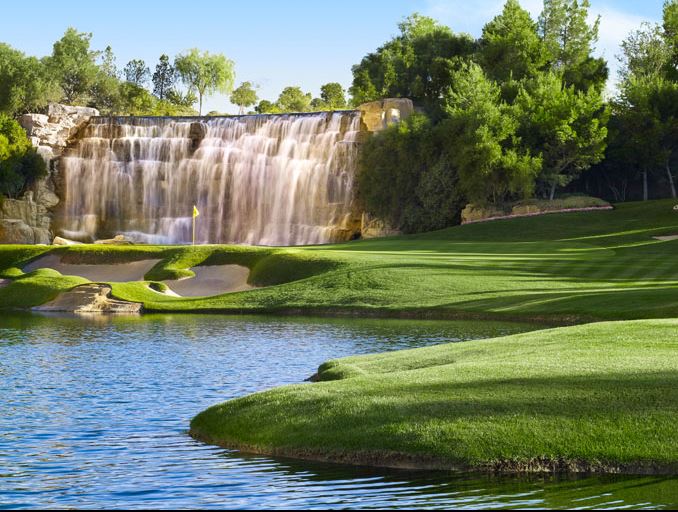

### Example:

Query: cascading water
xmin=57 ymin=112 xmax=362 ymax=246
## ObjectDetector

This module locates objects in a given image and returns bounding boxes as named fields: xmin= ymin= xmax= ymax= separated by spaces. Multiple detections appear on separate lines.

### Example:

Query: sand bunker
xmin=164 ymin=265 xmax=253 ymax=297
xmin=22 ymin=255 xmax=253 ymax=297
xmin=654 ymin=234 xmax=678 ymax=241
xmin=23 ymin=255 xmax=161 ymax=282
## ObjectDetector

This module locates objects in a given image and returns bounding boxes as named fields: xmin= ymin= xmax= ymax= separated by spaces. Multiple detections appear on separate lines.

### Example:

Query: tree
xmin=318 ymin=82 xmax=347 ymax=109
xmin=618 ymin=23 xmax=671 ymax=81
xmin=349 ymin=13 xmax=476 ymax=113
xmin=0 ymin=44 xmax=57 ymax=116
xmin=46 ymin=28 xmax=100 ymax=104
xmin=444 ymin=64 xmax=541 ymax=204
xmin=479 ymin=0 xmax=545 ymax=85
xmin=0 ymin=115 xmax=46 ymax=198
xmin=538 ymin=0 xmax=608 ymax=91
xmin=152 ymin=55 xmax=176 ymax=100
xmin=175 ymin=49 xmax=235 ymax=115
xmin=124 ymin=59 xmax=150 ymax=87
xmin=100 ymin=46 xmax=118 ymax=78
xmin=276 ymin=86 xmax=312 ymax=112
xmin=515 ymin=72 xmax=608 ymax=199
xmin=663 ymin=0 xmax=678 ymax=79
xmin=230 ymin=81 xmax=259 ymax=114
xmin=255 ymin=99 xmax=279 ymax=114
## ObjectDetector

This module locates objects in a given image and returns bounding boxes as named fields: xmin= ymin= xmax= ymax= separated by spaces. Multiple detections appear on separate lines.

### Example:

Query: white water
xmin=58 ymin=112 xmax=362 ymax=245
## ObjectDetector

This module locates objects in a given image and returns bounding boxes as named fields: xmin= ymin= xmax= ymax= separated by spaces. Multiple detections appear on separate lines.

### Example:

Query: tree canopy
xmin=175 ymin=49 xmax=235 ymax=115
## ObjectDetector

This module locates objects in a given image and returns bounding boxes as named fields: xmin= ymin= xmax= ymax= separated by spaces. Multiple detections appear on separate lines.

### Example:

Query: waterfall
xmin=57 ymin=112 xmax=362 ymax=246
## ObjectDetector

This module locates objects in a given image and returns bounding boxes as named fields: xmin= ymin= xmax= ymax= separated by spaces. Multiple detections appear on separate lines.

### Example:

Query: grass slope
xmin=190 ymin=319 xmax=678 ymax=474
xmin=2 ymin=199 xmax=678 ymax=321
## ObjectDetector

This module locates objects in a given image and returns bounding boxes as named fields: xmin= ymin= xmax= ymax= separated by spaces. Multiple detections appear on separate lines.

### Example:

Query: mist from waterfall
xmin=58 ymin=112 xmax=362 ymax=246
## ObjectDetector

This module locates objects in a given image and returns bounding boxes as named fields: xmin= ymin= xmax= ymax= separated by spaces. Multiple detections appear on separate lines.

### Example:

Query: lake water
xmin=0 ymin=313 xmax=675 ymax=509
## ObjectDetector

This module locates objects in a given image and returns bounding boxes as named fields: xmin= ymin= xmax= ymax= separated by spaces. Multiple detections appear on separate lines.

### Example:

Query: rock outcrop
xmin=0 ymin=103 xmax=99 ymax=245
xmin=33 ymin=284 xmax=143 ymax=313
xmin=357 ymin=98 xmax=414 ymax=132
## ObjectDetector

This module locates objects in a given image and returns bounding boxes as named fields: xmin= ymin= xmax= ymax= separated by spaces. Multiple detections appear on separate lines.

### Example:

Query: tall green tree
xmin=46 ymin=28 xmax=100 ymax=104
xmin=0 ymin=44 xmax=56 ymax=116
xmin=152 ymin=55 xmax=175 ymax=100
xmin=350 ymin=13 xmax=476 ymax=113
xmin=538 ymin=0 xmax=608 ymax=90
xmin=319 ymin=82 xmax=347 ymax=109
xmin=516 ymin=72 xmax=608 ymax=199
xmin=479 ymin=0 xmax=544 ymax=85
xmin=230 ymin=81 xmax=259 ymax=114
xmin=100 ymin=46 xmax=118 ymax=78
xmin=663 ymin=0 xmax=678 ymax=79
xmin=124 ymin=59 xmax=150 ymax=87
xmin=276 ymin=86 xmax=312 ymax=112
xmin=175 ymin=49 xmax=235 ymax=115
xmin=444 ymin=63 xmax=541 ymax=204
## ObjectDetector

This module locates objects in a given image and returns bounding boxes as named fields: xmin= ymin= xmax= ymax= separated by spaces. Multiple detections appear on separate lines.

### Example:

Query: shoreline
xmin=188 ymin=429 xmax=678 ymax=476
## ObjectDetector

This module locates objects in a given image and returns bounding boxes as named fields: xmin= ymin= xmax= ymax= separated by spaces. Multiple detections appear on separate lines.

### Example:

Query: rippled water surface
xmin=0 ymin=313 xmax=675 ymax=509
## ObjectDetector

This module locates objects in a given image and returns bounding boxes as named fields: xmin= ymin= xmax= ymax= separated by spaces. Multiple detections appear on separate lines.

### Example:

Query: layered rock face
xmin=0 ymin=104 xmax=99 ymax=244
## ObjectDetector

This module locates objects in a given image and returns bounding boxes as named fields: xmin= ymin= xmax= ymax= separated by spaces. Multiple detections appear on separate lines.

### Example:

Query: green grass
xmin=6 ymin=199 xmax=678 ymax=320
xmin=190 ymin=319 xmax=678 ymax=473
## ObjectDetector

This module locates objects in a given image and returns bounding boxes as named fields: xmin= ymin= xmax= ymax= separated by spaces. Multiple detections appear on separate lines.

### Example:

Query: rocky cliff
xmin=0 ymin=104 xmax=98 ymax=244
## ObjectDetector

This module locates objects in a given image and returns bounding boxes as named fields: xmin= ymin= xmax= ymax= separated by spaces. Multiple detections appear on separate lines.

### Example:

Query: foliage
xmin=255 ymin=100 xmax=280 ymax=114
xmin=444 ymin=63 xmax=541 ymax=204
xmin=152 ymin=55 xmax=176 ymax=101
xmin=349 ymin=13 xmax=476 ymax=114
xmin=479 ymin=0 xmax=544 ymax=85
xmin=515 ymin=72 xmax=608 ymax=198
xmin=275 ymin=86 xmax=312 ymax=112
xmin=124 ymin=59 xmax=150 ymax=87
xmin=314 ymin=82 xmax=347 ymax=110
xmin=0 ymin=115 xmax=47 ymax=198
xmin=230 ymin=81 xmax=259 ymax=114
xmin=46 ymin=28 xmax=100 ymax=105
xmin=538 ymin=0 xmax=608 ymax=91
xmin=0 ymin=44 xmax=57 ymax=116
xmin=175 ymin=49 xmax=235 ymax=115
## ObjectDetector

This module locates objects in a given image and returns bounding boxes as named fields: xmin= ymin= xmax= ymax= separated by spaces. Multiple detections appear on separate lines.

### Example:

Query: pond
xmin=0 ymin=313 xmax=675 ymax=509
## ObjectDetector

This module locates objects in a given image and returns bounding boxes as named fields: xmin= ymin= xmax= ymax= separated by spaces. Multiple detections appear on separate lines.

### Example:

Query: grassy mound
xmin=190 ymin=319 xmax=678 ymax=474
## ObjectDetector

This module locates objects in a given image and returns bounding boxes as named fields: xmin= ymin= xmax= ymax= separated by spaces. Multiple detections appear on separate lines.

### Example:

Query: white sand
xmin=654 ymin=235 xmax=678 ymax=241
xmin=23 ymin=255 xmax=161 ymax=282
xmin=164 ymin=265 xmax=253 ymax=297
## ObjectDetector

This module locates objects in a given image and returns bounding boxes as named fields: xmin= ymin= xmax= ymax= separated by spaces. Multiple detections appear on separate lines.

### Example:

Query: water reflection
xmin=0 ymin=313 xmax=675 ymax=509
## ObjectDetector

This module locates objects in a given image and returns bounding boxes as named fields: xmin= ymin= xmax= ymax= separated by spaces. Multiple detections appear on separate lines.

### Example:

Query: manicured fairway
xmin=2 ymin=199 xmax=678 ymax=322
xmin=190 ymin=319 xmax=678 ymax=473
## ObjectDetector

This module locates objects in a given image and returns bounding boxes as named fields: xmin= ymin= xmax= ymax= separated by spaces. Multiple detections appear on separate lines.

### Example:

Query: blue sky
xmin=0 ymin=0 xmax=666 ymax=113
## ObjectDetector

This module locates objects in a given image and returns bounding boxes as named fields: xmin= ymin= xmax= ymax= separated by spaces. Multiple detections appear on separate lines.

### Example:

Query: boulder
xmin=94 ymin=234 xmax=133 ymax=245
xmin=461 ymin=204 xmax=510 ymax=224
xmin=53 ymin=236 xmax=83 ymax=246
xmin=19 ymin=114 xmax=49 ymax=135
xmin=360 ymin=213 xmax=400 ymax=239
xmin=48 ymin=103 xmax=99 ymax=118
xmin=357 ymin=98 xmax=414 ymax=132
xmin=0 ymin=219 xmax=36 ymax=244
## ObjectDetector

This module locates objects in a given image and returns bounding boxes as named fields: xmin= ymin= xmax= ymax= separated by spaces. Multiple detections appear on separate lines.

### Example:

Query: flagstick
xmin=192 ymin=214 xmax=196 ymax=246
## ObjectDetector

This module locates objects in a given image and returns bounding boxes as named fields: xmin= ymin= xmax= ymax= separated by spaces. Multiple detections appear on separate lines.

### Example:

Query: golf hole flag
xmin=192 ymin=206 xmax=199 ymax=245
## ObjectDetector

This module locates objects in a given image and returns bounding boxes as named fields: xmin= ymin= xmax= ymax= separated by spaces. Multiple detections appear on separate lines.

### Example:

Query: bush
xmin=0 ymin=115 xmax=47 ymax=198
xmin=357 ymin=113 xmax=465 ymax=233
